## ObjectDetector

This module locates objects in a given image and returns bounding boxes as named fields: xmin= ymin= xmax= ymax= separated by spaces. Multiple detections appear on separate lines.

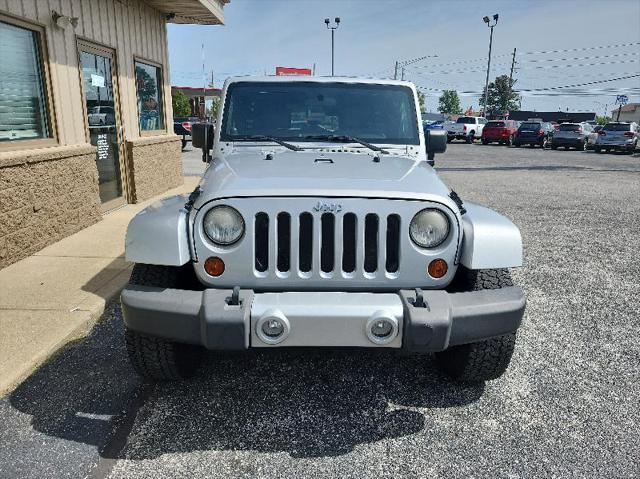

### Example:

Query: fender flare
xmin=459 ymin=201 xmax=522 ymax=269
xmin=125 ymin=194 xmax=191 ymax=266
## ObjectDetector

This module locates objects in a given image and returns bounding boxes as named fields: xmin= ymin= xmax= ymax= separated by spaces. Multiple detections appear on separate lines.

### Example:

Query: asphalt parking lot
xmin=1 ymin=144 xmax=639 ymax=478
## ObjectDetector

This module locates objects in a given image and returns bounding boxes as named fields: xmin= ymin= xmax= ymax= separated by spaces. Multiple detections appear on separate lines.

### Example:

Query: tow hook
xmin=410 ymin=288 xmax=429 ymax=309
xmin=226 ymin=286 xmax=241 ymax=306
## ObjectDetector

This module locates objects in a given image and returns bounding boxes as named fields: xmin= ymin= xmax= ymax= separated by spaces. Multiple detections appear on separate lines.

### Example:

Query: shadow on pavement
xmin=9 ymin=302 xmax=484 ymax=460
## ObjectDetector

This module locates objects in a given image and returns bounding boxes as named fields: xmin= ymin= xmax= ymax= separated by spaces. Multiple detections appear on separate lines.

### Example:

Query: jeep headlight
xmin=409 ymin=209 xmax=449 ymax=248
xmin=203 ymin=205 xmax=245 ymax=245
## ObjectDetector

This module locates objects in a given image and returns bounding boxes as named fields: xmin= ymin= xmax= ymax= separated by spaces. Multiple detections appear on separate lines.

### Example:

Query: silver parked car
xmin=550 ymin=122 xmax=593 ymax=150
xmin=121 ymin=77 xmax=525 ymax=384
xmin=595 ymin=122 xmax=639 ymax=153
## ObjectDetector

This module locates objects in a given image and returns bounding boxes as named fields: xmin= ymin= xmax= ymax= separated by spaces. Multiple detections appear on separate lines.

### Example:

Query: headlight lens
xmin=409 ymin=208 xmax=450 ymax=248
xmin=203 ymin=205 xmax=245 ymax=245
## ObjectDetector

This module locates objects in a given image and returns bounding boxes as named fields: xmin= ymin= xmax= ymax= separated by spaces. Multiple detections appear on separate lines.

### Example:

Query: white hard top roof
xmin=224 ymin=76 xmax=415 ymax=87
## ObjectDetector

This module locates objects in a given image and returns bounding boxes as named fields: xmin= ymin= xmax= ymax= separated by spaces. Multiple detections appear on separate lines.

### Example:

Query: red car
xmin=481 ymin=120 xmax=519 ymax=146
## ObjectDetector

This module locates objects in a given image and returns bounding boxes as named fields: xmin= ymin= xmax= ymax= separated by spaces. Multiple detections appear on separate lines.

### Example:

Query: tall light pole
xmin=482 ymin=13 xmax=499 ymax=118
xmin=324 ymin=17 xmax=340 ymax=76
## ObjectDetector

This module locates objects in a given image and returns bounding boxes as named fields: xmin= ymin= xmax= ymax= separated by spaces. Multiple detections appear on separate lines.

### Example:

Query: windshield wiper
xmin=304 ymin=134 xmax=389 ymax=154
xmin=234 ymin=135 xmax=302 ymax=152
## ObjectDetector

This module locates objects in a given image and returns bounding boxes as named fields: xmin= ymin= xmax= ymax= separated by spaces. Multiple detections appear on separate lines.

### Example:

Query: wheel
xmin=482 ymin=139 xmax=489 ymax=145
xmin=446 ymin=137 xmax=452 ymax=143
xmin=125 ymin=264 xmax=203 ymax=381
xmin=513 ymin=142 xmax=520 ymax=148
xmin=438 ymin=268 xmax=517 ymax=382
xmin=595 ymin=146 xmax=602 ymax=153
xmin=551 ymin=145 xmax=558 ymax=150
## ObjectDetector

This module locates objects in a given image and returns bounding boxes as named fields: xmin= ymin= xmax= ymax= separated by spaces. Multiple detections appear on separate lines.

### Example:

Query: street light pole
xmin=324 ymin=17 xmax=340 ymax=76
xmin=482 ymin=14 xmax=499 ymax=118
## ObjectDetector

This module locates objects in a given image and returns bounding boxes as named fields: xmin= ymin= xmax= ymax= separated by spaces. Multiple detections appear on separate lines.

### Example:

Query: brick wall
xmin=126 ymin=135 xmax=183 ymax=202
xmin=0 ymin=145 xmax=101 ymax=269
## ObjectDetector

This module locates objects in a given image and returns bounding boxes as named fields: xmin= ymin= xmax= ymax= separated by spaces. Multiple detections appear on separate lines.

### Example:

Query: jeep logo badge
xmin=313 ymin=201 xmax=342 ymax=213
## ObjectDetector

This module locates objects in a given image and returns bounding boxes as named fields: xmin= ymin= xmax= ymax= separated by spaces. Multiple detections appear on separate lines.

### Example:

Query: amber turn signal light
xmin=428 ymin=259 xmax=448 ymax=278
xmin=204 ymin=256 xmax=225 ymax=277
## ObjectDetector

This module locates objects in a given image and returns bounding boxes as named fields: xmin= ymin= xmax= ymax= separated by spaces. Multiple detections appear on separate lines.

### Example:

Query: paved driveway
xmin=1 ymin=144 xmax=638 ymax=478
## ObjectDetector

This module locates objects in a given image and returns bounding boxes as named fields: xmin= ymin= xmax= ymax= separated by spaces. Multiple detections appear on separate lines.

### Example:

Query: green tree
xmin=172 ymin=90 xmax=191 ymax=117
xmin=417 ymin=90 xmax=426 ymax=113
xmin=479 ymin=75 xmax=520 ymax=117
xmin=438 ymin=90 xmax=462 ymax=114
xmin=596 ymin=115 xmax=611 ymax=125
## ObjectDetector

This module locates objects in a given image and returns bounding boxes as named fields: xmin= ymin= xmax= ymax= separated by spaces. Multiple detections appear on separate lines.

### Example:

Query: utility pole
xmin=482 ymin=14 xmax=499 ymax=118
xmin=509 ymin=47 xmax=517 ymax=84
xmin=324 ymin=17 xmax=340 ymax=76
xmin=394 ymin=54 xmax=438 ymax=81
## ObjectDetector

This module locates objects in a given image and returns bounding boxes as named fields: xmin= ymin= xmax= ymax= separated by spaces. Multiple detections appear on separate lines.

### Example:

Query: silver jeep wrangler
xmin=121 ymin=77 xmax=525 ymax=382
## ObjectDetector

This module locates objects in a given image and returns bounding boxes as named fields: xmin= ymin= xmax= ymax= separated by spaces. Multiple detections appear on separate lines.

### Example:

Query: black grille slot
xmin=299 ymin=212 xmax=313 ymax=272
xmin=277 ymin=212 xmax=291 ymax=272
xmin=386 ymin=214 xmax=400 ymax=273
xmin=342 ymin=213 xmax=357 ymax=273
xmin=254 ymin=213 xmax=269 ymax=272
xmin=320 ymin=213 xmax=335 ymax=273
xmin=364 ymin=214 xmax=378 ymax=273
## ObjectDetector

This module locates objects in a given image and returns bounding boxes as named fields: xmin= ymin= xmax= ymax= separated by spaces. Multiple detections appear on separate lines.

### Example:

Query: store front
xmin=0 ymin=0 xmax=228 ymax=269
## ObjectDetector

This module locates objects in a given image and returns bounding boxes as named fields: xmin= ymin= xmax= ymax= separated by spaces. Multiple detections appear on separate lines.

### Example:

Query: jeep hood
xmin=192 ymin=149 xmax=453 ymax=209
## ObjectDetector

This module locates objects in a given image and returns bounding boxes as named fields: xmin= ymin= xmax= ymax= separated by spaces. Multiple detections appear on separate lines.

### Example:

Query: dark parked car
xmin=550 ymin=122 xmax=593 ymax=150
xmin=481 ymin=120 xmax=519 ymax=146
xmin=174 ymin=117 xmax=199 ymax=149
xmin=514 ymin=121 xmax=554 ymax=148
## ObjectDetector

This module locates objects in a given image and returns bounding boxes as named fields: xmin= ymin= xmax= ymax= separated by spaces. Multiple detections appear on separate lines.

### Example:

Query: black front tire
xmin=125 ymin=264 xmax=203 ymax=381
xmin=437 ymin=268 xmax=517 ymax=382
xmin=436 ymin=333 xmax=517 ymax=382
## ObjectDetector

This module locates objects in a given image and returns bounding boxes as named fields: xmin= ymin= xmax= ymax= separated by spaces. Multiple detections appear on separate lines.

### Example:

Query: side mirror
xmin=425 ymin=129 xmax=447 ymax=167
xmin=191 ymin=123 xmax=214 ymax=162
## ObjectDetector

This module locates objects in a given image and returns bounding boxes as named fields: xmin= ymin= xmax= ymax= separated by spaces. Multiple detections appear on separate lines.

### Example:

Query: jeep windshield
xmin=220 ymin=81 xmax=420 ymax=145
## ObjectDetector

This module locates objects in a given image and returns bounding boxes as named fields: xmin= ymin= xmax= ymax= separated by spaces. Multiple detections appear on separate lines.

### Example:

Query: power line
xmin=519 ymin=51 xmax=640 ymax=64
xmin=518 ymin=41 xmax=640 ymax=56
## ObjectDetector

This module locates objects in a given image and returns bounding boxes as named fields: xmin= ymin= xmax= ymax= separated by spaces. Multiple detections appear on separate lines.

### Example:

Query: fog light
xmin=261 ymin=319 xmax=285 ymax=338
xmin=371 ymin=320 xmax=393 ymax=338
xmin=428 ymin=258 xmax=448 ymax=278
xmin=256 ymin=310 xmax=290 ymax=345
xmin=365 ymin=313 xmax=398 ymax=345
xmin=204 ymin=256 xmax=225 ymax=276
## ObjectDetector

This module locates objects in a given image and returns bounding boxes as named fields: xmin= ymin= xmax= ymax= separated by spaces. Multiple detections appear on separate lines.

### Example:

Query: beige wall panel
xmin=3 ymin=0 xmax=174 ymax=146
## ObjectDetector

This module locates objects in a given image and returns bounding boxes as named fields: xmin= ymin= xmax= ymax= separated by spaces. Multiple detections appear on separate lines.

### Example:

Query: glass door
xmin=78 ymin=43 xmax=125 ymax=211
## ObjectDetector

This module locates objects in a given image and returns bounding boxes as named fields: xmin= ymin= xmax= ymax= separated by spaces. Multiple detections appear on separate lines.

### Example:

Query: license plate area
xmin=250 ymin=292 xmax=404 ymax=348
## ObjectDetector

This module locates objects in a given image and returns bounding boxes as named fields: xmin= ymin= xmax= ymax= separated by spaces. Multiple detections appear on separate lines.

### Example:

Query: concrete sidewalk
xmin=0 ymin=177 xmax=199 ymax=396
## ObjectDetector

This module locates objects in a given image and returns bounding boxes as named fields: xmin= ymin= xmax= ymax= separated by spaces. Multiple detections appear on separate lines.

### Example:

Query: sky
xmin=167 ymin=0 xmax=640 ymax=115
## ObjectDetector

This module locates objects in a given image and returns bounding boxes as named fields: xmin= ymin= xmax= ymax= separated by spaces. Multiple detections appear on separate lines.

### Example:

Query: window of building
xmin=0 ymin=19 xmax=51 ymax=143
xmin=134 ymin=60 xmax=164 ymax=132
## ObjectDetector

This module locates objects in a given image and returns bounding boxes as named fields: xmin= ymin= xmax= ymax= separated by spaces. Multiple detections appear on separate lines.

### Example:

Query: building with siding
xmin=0 ymin=0 xmax=228 ymax=269
xmin=610 ymin=103 xmax=640 ymax=124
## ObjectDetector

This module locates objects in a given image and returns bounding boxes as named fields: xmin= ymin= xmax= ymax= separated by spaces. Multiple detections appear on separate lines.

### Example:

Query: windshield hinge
xmin=449 ymin=190 xmax=467 ymax=215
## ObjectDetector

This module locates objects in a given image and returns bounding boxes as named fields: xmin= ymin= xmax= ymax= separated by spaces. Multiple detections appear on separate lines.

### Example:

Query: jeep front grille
xmin=253 ymin=211 xmax=402 ymax=277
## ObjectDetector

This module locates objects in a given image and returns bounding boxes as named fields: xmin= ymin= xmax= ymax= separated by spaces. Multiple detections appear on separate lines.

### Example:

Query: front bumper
xmin=121 ymin=286 xmax=526 ymax=353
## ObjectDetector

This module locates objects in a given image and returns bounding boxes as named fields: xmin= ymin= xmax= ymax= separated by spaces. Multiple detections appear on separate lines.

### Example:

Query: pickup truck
xmin=446 ymin=116 xmax=487 ymax=143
